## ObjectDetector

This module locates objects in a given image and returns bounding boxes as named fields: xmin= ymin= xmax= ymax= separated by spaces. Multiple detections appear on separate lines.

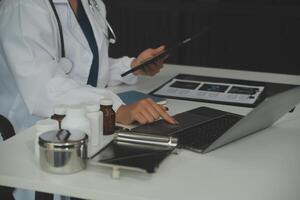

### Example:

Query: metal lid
xmin=39 ymin=129 xmax=88 ymax=149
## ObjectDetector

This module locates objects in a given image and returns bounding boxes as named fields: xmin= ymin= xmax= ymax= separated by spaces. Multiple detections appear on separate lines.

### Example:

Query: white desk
xmin=1 ymin=64 xmax=300 ymax=200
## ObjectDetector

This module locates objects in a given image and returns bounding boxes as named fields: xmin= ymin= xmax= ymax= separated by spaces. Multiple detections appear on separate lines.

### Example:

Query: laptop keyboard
xmin=132 ymin=106 xmax=243 ymax=153
xmin=176 ymin=114 xmax=242 ymax=152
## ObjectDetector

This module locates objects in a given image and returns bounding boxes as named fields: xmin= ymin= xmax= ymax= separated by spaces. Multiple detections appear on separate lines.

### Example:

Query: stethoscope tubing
xmin=87 ymin=0 xmax=117 ymax=44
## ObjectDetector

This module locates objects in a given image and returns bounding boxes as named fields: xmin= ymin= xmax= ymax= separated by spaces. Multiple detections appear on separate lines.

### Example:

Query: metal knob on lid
xmin=39 ymin=129 xmax=88 ymax=148
xmin=39 ymin=129 xmax=88 ymax=174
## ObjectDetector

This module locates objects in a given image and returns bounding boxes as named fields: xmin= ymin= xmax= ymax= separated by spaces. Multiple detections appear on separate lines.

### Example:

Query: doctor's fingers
xmin=152 ymin=45 xmax=166 ymax=56
xmin=132 ymin=98 xmax=176 ymax=124
xmin=143 ymin=98 xmax=177 ymax=125
xmin=142 ymin=64 xmax=162 ymax=76
xmin=148 ymin=100 xmax=177 ymax=125
xmin=144 ymin=55 xmax=167 ymax=74
xmin=136 ymin=110 xmax=157 ymax=124
xmin=134 ymin=112 xmax=148 ymax=124
xmin=131 ymin=99 xmax=160 ymax=124
xmin=156 ymin=53 xmax=169 ymax=65
xmin=142 ymin=45 xmax=165 ymax=59
xmin=142 ymin=54 xmax=168 ymax=76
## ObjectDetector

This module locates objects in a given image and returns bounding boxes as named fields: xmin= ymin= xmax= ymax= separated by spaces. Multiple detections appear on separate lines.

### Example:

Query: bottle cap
xmin=85 ymin=104 xmax=100 ymax=112
xmin=54 ymin=105 xmax=66 ymax=115
xmin=100 ymin=98 xmax=113 ymax=106
xmin=66 ymin=105 xmax=85 ymax=116
xmin=36 ymin=119 xmax=59 ymax=133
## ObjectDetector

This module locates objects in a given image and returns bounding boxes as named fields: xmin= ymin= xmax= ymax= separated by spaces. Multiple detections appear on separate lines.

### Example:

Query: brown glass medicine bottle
xmin=100 ymin=99 xmax=115 ymax=135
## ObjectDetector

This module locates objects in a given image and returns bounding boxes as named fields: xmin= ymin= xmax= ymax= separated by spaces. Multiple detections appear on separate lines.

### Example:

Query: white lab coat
xmin=0 ymin=0 xmax=138 ymax=132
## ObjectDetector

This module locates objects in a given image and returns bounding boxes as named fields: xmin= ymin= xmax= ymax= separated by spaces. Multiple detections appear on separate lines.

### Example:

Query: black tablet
xmin=91 ymin=140 xmax=173 ymax=173
xmin=120 ymin=26 xmax=210 ymax=77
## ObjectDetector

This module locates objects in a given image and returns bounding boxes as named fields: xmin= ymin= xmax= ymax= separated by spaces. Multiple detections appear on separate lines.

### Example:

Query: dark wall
xmin=104 ymin=0 xmax=300 ymax=75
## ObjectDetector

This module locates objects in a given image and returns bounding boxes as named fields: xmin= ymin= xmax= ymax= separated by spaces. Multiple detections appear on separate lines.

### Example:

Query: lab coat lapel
xmin=49 ymin=0 xmax=92 ymax=80
xmin=53 ymin=0 xmax=109 ymax=87
xmin=52 ymin=0 xmax=91 ymax=53
xmin=66 ymin=2 xmax=91 ymax=52
xmin=81 ymin=0 xmax=105 ymax=50
xmin=82 ymin=0 xmax=109 ymax=87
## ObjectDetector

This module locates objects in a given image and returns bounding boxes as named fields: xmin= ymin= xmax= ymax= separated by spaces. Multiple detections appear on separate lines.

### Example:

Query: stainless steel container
xmin=39 ymin=129 xmax=88 ymax=174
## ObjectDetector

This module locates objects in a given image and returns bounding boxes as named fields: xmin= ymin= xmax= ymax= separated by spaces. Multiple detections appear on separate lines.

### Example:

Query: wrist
xmin=116 ymin=105 xmax=126 ymax=123
xmin=116 ymin=104 xmax=135 ymax=125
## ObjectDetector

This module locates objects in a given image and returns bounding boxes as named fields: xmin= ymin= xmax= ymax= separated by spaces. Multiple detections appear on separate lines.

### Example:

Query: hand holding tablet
xmin=129 ymin=45 xmax=168 ymax=76
xmin=121 ymin=26 xmax=210 ymax=77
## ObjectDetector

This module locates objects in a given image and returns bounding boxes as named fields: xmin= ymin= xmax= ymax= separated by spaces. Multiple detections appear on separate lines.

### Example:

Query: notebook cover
xmin=117 ymin=90 xmax=167 ymax=105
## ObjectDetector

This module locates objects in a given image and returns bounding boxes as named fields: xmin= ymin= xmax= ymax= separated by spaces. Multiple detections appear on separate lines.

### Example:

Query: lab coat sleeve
xmin=107 ymin=57 xmax=138 ymax=86
xmin=0 ymin=2 xmax=123 ymax=117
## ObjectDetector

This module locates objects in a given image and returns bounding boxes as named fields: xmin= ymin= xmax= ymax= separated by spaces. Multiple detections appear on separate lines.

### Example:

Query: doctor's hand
xmin=131 ymin=45 xmax=168 ymax=76
xmin=116 ymin=98 xmax=178 ymax=125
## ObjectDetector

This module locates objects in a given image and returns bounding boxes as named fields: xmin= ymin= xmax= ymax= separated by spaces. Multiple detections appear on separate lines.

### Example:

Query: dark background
xmin=103 ymin=0 xmax=300 ymax=75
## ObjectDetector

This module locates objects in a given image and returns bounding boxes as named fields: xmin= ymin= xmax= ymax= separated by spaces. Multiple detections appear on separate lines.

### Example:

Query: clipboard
xmin=149 ymin=74 xmax=297 ymax=108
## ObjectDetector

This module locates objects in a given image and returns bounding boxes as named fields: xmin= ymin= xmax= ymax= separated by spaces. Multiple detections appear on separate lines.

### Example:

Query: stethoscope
xmin=87 ymin=0 xmax=117 ymax=44
xmin=49 ymin=0 xmax=117 ymax=58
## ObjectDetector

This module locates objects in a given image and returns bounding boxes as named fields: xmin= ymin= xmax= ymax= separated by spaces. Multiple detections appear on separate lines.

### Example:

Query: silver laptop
xmin=132 ymin=86 xmax=300 ymax=153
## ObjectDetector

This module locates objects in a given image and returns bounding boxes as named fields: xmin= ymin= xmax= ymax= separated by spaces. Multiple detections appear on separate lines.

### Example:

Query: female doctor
xmin=0 ymin=0 xmax=177 ymax=133
xmin=0 ymin=0 xmax=177 ymax=199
